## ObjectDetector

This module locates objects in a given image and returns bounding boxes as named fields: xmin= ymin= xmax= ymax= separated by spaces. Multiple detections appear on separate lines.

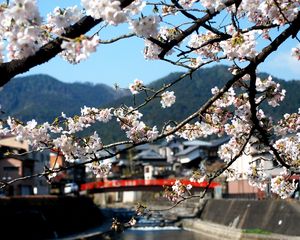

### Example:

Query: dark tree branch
xmin=248 ymin=71 xmax=299 ymax=173
xmin=1 ymin=10 xmax=299 ymax=190
xmin=0 ymin=0 xmax=134 ymax=87
xmin=157 ymin=0 xmax=240 ymax=58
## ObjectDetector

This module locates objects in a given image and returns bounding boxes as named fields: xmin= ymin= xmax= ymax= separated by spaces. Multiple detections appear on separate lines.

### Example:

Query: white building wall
xmin=123 ymin=191 xmax=142 ymax=203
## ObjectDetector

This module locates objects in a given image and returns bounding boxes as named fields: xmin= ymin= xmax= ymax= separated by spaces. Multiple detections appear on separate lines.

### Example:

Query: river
xmin=119 ymin=226 xmax=208 ymax=240
xmin=99 ymin=208 xmax=210 ymax=240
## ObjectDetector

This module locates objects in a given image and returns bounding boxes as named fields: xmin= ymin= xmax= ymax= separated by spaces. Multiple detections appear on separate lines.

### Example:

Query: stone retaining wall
xmin=181 ymin=219 xmax=300 ymax=240
xmin=199 ymin=199 xmax=300 ymax=236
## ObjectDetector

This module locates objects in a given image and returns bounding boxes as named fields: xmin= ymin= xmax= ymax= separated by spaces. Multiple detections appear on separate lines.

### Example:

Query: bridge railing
xmin=81 ymin=179 xmax=220 ymax=191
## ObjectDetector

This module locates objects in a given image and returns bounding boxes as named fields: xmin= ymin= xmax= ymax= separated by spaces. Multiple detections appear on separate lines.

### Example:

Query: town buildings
xmin=0 ymin=135 xmax=49 ymax=196
xmin=2 ymin=133 xmax=297 ymax=200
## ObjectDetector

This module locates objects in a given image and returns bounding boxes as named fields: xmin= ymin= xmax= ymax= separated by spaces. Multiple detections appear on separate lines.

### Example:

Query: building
xmin=0 ymin=135 xmax=49 ymax=196
xmin=49 ymin=149 xmax=86 ymax=194
xmin=226 ymin=137 xmax=282 ymax=198
xmin=159 ymin=137 xmax=184 ymax=163
xmin=175 ymin=137 xmax=229 ymax=169
xmin=132 ymin=149 xmax=172 ymax=180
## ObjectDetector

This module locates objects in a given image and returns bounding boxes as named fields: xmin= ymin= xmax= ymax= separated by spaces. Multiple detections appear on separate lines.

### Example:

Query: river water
xmin=118 ymin=226 xmax=208 ymax=240
xmin=98 ymin=208 xmax=211 ymax=240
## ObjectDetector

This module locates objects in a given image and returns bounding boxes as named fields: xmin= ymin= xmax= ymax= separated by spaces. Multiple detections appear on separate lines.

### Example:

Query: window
xmin=172 ymin=147 xmax=179 ymax=155
xmin=208 ymin=150 xmax=218 ymax=157
xmin=3 ymin=166 xmax=19 ymax=172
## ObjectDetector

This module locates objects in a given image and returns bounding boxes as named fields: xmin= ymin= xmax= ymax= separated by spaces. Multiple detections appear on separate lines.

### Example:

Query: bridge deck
xmin=81 ymin=179 xmax=220 ymax=193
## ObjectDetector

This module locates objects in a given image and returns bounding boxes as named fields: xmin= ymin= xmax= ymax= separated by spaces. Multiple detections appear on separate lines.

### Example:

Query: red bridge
xmin=81 ymin=179 xmax=220 ymax=193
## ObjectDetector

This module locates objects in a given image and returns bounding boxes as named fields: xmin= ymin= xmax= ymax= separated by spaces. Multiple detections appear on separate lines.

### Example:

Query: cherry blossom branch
xmin=273 ymin=0 xmax=300 ymax=43
xmin=99 ymin=33 xmax=136 ymax=44
xmin=86 ymin=14 xmax=300 ymax=173
xmin=157 ymin=0 xmax=239 ymax=58
xmin=1 ymin=5 xmax=299 ymax=196
xmin=248 ymin=71 xmax=300 ymax=173
xmin=148 ymin=128 xmax=254 ymax=212
xmin=0 ymin=0 xmax=135 ymax=87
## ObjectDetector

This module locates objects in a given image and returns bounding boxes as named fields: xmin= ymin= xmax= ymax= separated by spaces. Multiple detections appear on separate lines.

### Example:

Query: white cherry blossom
xmin=160 ymin=91 xmax=176 ymax=108
xmin=129 ymin=15 xmax=160 ymax=38
xmin=129 ymin=79 xmax=144 ymax=94
xmin=60 ymin=35 xmax=99 ymax=64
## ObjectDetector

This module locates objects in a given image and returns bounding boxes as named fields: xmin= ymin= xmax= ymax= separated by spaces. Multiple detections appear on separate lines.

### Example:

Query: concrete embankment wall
xmin=181 ymin=219 xmax=300 ymax=240
xmin=198 ymin=199 xmax=300 ymax=236
xmin=0 ymin=196 xmax=103 ymax=239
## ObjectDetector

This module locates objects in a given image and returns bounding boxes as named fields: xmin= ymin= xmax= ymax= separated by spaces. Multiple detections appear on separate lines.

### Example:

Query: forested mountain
xmin=0 ymin=74 xmax=128 ymax=123
xmin=1 ymin=65 xmax=299 ymax=143
xmin=95 ymin=65 xmax=300 ymax=143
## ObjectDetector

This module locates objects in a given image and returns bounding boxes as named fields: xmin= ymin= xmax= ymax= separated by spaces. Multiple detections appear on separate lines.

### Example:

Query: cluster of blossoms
xmin=218 ymin=137 xmax=248 ymax=163
xmin=143 ymin=27 xmax=177 ymax=60
xmin=202 ymin=107 xmax=232 ymax=136
xmin=190 ymin=164 xmax=206 ymax=183
xmin=0 ymin=0 xmax=46 ymax=60
xmin=129 ymin=15 xmax=160 ymax=38
xmin=216 ymin=74 xmax=286 ymax=165
xmin=163 ymin=125 xmax=175 ymax=142
xmin=0 ymin=106 xmax=114 ymax=161
xmin=176 ymin=121 xmax=218 ymax=140
xmin=179 ymin=0 xmax=197 ymax=9
xmin=211 ymin=87 xmax=235 ymax=108
xmin=247 ymin=163 xmax=269 ymax=190
xmin=46 ymin=6 xmax=84 ymax=35
xmin=124 ymin=0 xmax=146 ymax=15
xmin=223 ymin=168 xmax=241 ymax=181
xmin=161 ymin=5 xmax=177 ymax=16
xmin=114 ymin=107 xmax=159 ymax=142
xmin=125 ymin=121 xmax=159 ymax=142
xmin=81 ymin=0 xmax=127 ymax=25
xmin=158 ymin=27 xmax=181 ymax=43
xmin=53 ymin=131 xmax=103 ymax=162
xmin=188 ymin=32 xmax=222 ymax=62
xmin=199 ymin=0 xmax=226 ymax=12
xmin=256 ymin=76 xmax=286 ymax=107
xmin=273 ymin=133 xmax=300 ymax=168
xmin=274 ymin=109 xmax=300 ymax=136
xmin=164 ymin=180 xmax=192 ymax=202
xmin=160 ymin=91 xmax=176 ymax=108
xmin=225 ymin=117 xmax=252 ymax=137
xmin=81 ymin=106 xmax=113 ymax=123
xmin=163 ymin=86 xmax=237 ymax=142
xmin=207 ymin=85 xmax=252 ymax=163
xmin=271 ymin=174 xmax=298 ymax=199
xmin=238 ymin=0 xmax=299 ymax=26
xmin=135 ymin=202 xmax=147 ymax=216
xmin=128 ymin=217 xmax=137 ymax=226
xmin=5 ymin=118 xmax=51 ymax=150
xmin=90 ymin=161 xmax=112 ymax=178
xmin=62 ymin=106 xmax=112 ymax=134
xmin=60 ymin=35 xmax=99 ymax=64
xmin=144 ymin=40 xmax=162 ymax=60
xmin=81 ymin=0 xmax=146 ymax=25
xmin=129 ymin=79 xmax=144 ymax=94
xmin=220 ymin=30 xmax=257 ymax=61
